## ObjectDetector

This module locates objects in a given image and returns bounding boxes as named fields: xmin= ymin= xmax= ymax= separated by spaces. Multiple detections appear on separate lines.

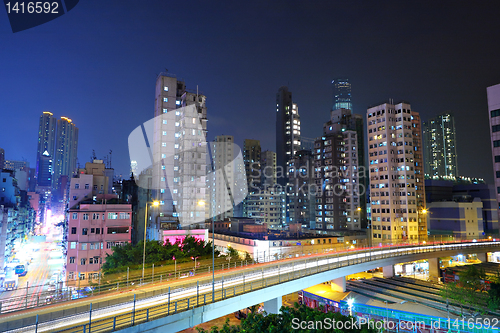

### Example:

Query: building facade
xmin=66 ymin=160 xmax=131 ymax=283
xmin=209 ymin=135 xmax=234 ymax=222
xmin=276 ymin=86 xmax=301 ymax=186
xmin=422 ymin=112 xmax=458 ymax=178
xmin=243 ymin=139 xmax=261 ymax=191
xmin=487 ymin=83 xmax=500 ymax=227
xmin=426 ymin=199 xmax=483 ymax=239
xmin=367 ymin=101 xmax=425 ymax=243
xmin=67 ymin=203 xmax=132 ymax=282
xmin=261 ymin=150 xmax=277 ymax=187
xmin=332 ymin=78 xmax=352 ymax=111
xmin=245 ymin=186 xmax=286 ymax=229
xmin=288 ymin=150 xmax=315 ymax=228
xmin=152 ymin=72 xmax=208 ymax=231
xmin=53 ymin=116 xmax=79 ymax=188
xmin=325 ymin=108 xmax=366 ymax=228
xmin=36 ymin=111 xmax=57 ymax=187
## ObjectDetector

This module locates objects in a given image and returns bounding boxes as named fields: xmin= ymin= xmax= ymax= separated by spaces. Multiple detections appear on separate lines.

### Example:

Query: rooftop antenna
xmin=91 ymin=150 xmax=96 ymax=162
xmin=109 ymin=150 xmax=112 ymax=169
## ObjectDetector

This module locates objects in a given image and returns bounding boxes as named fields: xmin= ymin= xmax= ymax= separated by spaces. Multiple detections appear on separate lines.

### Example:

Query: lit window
xmin=174 ymin=144 xmax=179 ymax=149
xmin=164 ymin=86 xmax=168 ymax=91
xmin=160 ymin=189 xmax=165 ymax=193
xmin=161 ymin=153 xmax=166 ymax=158
xmin=162 ymin=142 xmax=166 ymax=147
xmin=163 ymin=97 xmax=168 ymax=102
xmin=173 ymin=201 xmax=177 ymax=205
xmin=175 ymin=111 xmax=180 ymax=115
xmin=162 ymin=131 xmax=167 ymax=136
xmin=176 ymin=100 xmax=181 ymax=106
xmin=163 ymin=109 xmax=168 ymax=113
xmin=161 ymin=177 xmax=165 ymax=181
xmin=160 ymin=201 xmax=165 ymax=205
xmin=175 ymin=122 xmax=179 ymax=127
xmin=161 ymin=165 xmax=166 ymax=170
xmin=163 ymin=119 xmax=167 ymax=124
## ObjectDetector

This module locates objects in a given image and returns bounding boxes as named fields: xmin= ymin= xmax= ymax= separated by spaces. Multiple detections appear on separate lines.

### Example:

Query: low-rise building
xmin=67 ymin=203 xmax=132 ymax=282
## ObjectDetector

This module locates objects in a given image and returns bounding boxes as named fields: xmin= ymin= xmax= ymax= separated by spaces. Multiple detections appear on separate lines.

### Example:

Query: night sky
xmin=2 ymin=1 xmax=500 ymax=183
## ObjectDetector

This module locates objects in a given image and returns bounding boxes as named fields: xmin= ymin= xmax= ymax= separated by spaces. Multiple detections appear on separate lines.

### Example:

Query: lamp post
xmin=143 ymin=201 xmax=160 ymax=280
xmin=417 ymin=208 xmax=427 ymax=245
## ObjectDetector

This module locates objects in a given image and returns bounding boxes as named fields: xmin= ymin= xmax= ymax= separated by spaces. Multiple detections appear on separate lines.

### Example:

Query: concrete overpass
xmin=1 ymin=241 xmax=498 ymax=333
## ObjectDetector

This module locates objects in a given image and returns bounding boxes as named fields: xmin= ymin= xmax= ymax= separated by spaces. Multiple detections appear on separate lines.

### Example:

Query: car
xmin=47 ymin=285 xmax=56 ymax=293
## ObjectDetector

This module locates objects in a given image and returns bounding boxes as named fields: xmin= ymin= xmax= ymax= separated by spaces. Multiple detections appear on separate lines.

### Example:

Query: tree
xmin=440 ymin=266 xmax=491 ymax=316
xmin=227 ymin=246 xmax=240 ymax=261
xmin=244 ymin=252 xmax=253 ymax=263
xmin=196 ymin=303 xmax=378 ymax=333
xmin=101 ymin=236 xmax=219 ymax=273
xmin=487 ymin=270 xmax=500 ymax=311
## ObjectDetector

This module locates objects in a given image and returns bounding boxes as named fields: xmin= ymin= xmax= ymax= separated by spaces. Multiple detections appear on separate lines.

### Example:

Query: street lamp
xmin=142 ymin=201 xmax=160 ymax=280
xmin=197 ymin=199 xmax=214 ymax=300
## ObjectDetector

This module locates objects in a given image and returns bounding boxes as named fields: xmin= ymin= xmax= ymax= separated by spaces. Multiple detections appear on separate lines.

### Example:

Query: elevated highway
xmin=1 ymin=240 xmax=498 ymax=333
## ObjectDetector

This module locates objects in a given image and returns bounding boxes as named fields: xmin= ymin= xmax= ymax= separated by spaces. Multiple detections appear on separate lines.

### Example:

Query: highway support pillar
xmin=428 ymin=258 xmax=440 ymax=282
xmin=330 ymin=277 xmax=346 ymax=292
xmin=477 ymin=252 xmax=487 ymax=262
xmin=383 ymin=265 xmax=394 ymax=278
xmin=264 ymin=296 xmax=282 ymax=314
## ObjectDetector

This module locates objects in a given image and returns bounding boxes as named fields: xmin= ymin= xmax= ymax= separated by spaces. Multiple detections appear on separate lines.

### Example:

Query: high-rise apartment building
xmin=37 ymin=151 xmax=53 ymax=189
xmin=53 ymin=116 xmax=79 ymax=187
xmin=35 ymin=112 xmax=78 ymax=189
xmin=288 ymin=150 xmax=315 ymax=227
xmin=412 ymin=112 xmax=427 ymax=240
xmin=152 ymin=72 xmax=208 ymax=231
xmin=245 ymin=186 xmax=286 ymax=229
xmin=422 ymin=113 xmax=458 ymax=178
xmin=243 ymin=139 xmax=261 ymax=191
xmin=332 ymin=78 xmax=352 ymax=111
xmin=261 ymin=150 xmax=277 ymax=187
xmin=36 ymin=111 xmax=56 ymax=186
xmin=327 ymin=108 xmax=366 ymax=227
xmin=367 ymin=101 xmax=426 ymax=243
xmin=276 ymin=86 xmax=301 ymax=186
xmin=209 ymin=135 xmax=234 ymax=221
xmin=487 ymin=83 xmax=500 ymax=226
xmin=314 ymin=120 xmax=362 ymax=232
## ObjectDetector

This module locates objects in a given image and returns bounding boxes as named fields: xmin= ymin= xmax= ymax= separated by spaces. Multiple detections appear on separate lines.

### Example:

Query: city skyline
xmin=1 ymin=1 xmax=500 ymax=185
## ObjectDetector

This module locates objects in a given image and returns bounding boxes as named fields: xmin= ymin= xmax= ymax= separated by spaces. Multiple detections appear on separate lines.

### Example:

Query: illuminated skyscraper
xmin=276 ymin=86 xmax=301 ymax=186
xmin=53 ymin=116 xmax=79 ymax=187
xmin=422 ymin=113 xmax=458 ymax=178
xmin=332 ymin=78 xmax=352 ymax=111
xmin=36 ymin=112 xmax=78 ymax=189
xmin=36 ymin=111 xmax=56 ymax=186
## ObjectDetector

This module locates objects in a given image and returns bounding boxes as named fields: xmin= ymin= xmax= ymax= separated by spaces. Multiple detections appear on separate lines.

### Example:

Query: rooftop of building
xmin=424 ymin=175 xmax=485 ymax=185
xmin=210 ymin=228 xmax=366 ymax=241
